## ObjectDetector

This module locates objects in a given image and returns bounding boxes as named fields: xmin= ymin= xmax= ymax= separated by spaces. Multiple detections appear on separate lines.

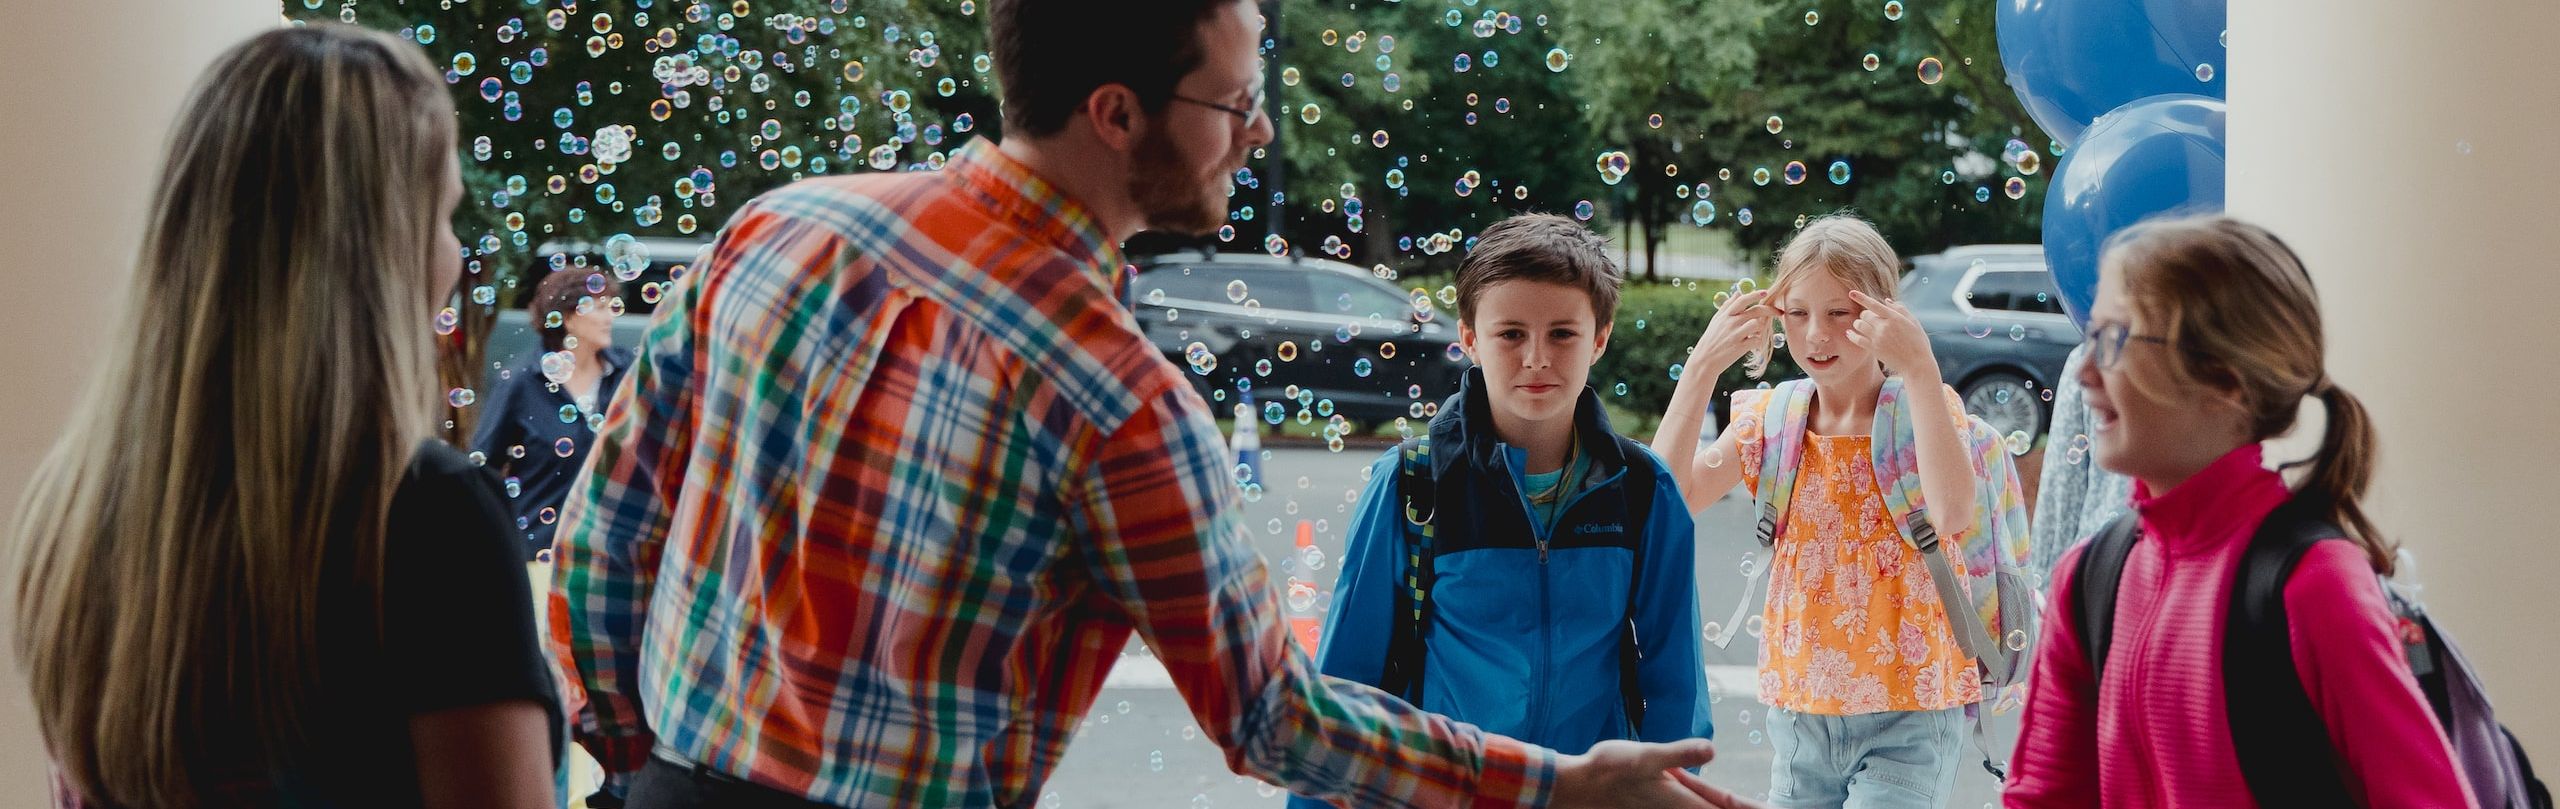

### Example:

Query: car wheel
xmin=1960 ymin=370 xmax=2045 ymax=452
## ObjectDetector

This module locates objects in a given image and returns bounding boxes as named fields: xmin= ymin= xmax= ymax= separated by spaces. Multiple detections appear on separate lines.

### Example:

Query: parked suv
xmin=1901 ymin=244 xmax=2082 ymax=446
xmin=1127 ymin=249 xmax=1469 ymax=430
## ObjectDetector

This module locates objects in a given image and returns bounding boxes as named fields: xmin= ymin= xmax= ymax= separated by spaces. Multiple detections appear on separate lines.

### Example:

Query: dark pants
xmin=626 ymin=754 xmax=840 ymax=809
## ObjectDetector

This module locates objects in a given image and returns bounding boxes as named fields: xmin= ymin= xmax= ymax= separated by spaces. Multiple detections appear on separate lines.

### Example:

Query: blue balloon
xmin=1997 ymin=0 xmax=2225 ymax=147
xmin=2042 ymin=94 xmax=2227 ymax=330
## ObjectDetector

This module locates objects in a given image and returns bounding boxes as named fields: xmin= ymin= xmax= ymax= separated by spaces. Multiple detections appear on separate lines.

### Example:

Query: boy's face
xmin=1459 ymin=280 xmax=1612 ymax=430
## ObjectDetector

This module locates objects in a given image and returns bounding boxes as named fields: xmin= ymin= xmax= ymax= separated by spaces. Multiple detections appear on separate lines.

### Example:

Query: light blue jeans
xmin=1763 ymin=706 xmax=1966 ymax=809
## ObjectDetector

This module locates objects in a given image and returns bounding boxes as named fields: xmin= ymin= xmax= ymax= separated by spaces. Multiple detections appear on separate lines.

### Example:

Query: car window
xmin=1134 ymin=266 xmax=1231 ymax=305
xmin=2015 ymin=270 xmax=2066 ymax=315
xmin=1135 ymin=265 xmax=1318 ymax=313
xmin=1308 ymin=273 xmax=1416 ymax=323
xmin=1964 ymin=269 xmax=2065 ymax=315
xmin=1230 ymin=269 xmax=1317 ymax=312
xmin=1961 ymin=270 xmax=2012 ymax=312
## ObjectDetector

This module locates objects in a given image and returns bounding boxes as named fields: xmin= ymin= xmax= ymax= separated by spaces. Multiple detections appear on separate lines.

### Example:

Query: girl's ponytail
xmin=2304 ymin=382 xmax=2392 ymax=574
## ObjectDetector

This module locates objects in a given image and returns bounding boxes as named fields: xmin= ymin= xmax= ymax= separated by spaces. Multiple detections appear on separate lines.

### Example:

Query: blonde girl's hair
xmin=1755 ymin=212 xmax=1902 ymax=377
xmin=2101 ymin=214 xmax=2394 ymax=574
xmin=9 ymin=24 xmax=456 ymax=806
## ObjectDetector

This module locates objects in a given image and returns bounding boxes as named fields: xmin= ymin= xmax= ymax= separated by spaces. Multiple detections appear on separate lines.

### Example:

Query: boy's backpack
xmin=1375 ymin=433 xmax=1660 ymax=729
xmin=2075 ymin=501 xmax=2552 ymax=809
xmin=1733 ymin=377 xmax=2040 ymax=778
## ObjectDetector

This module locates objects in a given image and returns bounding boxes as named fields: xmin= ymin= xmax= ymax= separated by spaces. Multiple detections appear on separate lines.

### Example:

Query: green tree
xmin=1617 ymin=0 xmax=2049 ymax=265
xmin=1252 ymin=4 xmax=1607 ymax=279
xmin=1570 ymin=0 xmax=1767 ymax=280
xmin=287 ymin=0 xmax=996 ymax=305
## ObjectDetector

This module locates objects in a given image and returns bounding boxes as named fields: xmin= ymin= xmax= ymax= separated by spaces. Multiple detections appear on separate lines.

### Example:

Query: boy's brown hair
xmin=1455 ymin=213 xmax=1623 ymax=326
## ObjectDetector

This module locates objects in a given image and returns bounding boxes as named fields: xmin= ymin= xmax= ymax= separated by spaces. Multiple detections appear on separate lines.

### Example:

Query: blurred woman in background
xmin=472 ymin=267 xmax=631 ymax=560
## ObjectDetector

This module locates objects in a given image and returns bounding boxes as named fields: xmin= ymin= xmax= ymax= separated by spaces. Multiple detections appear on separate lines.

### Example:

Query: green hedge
xmin=1591 ymin=280 xmax=1803 ymax=439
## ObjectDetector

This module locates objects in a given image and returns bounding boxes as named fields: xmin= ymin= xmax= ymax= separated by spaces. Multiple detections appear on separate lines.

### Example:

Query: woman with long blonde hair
xmin=11 ymin=24 xmax=558 ymax=809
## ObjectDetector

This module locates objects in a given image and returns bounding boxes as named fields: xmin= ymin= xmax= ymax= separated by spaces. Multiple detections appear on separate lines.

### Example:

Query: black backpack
xmin=2074 ymin=499 xmax=2551 ymax=808
xmin=1375 ymin=434 xmax=1657 ymax=728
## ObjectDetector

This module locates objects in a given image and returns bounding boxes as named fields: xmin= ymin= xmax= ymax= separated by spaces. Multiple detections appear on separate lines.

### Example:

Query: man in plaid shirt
xmin=550 ymin=1 xmax=1755 ymax=806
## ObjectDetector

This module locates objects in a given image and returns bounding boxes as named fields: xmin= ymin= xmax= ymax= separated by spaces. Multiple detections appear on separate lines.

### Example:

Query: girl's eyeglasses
xmin=2088 ymin=322 xmax=2175 ymax=370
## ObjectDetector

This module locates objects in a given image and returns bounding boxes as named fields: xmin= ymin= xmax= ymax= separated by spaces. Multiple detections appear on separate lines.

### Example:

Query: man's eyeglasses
xmin=1170 ymin=86 xmax=1268 ymax=128
xmin=2088 ymin=322 xmax=2174 ymax=370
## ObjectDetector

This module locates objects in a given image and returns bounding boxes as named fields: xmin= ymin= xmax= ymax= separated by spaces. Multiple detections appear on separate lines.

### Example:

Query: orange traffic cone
xmin=1287 ymin=520 xmax=1324 ymax=655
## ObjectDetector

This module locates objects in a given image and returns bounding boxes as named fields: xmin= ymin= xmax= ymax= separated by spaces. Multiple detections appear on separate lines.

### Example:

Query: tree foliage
xmin=296 ymin=0 xmax=2049 ymax=317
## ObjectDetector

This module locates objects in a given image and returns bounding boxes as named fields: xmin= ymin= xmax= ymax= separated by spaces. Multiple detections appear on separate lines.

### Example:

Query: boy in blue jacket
xmin=1293 ymin=215 xmax=1711 ymax=808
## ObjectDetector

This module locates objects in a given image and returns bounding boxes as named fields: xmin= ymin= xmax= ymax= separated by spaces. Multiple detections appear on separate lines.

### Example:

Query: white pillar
xmin=0 ymin=2 xmax=275 ymax=805
xmin=2230 ymin=0 xmax=2560 ymax=763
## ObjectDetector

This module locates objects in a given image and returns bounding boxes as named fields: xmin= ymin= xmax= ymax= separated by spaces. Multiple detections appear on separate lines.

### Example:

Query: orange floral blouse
xmin=1738 ymin=388 xmax=1981 ymax=715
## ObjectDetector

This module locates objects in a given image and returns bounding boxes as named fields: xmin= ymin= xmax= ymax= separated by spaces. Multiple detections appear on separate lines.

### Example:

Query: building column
xmin=2230 ymin=0 xmax=2560 ymax=761
xmin=0 ymin=2 xmax=276 ymax=805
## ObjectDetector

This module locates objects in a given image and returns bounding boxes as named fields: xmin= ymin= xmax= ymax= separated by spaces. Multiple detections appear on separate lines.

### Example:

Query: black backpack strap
xmin=2074 ymin=514 xmax=2144 ymax=678
xmin=1378 ymin=437 xmax=1437 ymax=704
xmin=2225 ymin=499 xmax=2356 ymax=807
xmin=2510 ymin=724 xmax=2556 ymax=809
xmin=1613 ymin=436 xmax=1658 ymax=733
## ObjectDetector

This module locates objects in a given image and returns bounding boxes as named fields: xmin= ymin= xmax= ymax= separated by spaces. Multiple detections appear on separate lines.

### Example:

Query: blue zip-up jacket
xmin=1292 ymin=370 xmax=1709 ymax=809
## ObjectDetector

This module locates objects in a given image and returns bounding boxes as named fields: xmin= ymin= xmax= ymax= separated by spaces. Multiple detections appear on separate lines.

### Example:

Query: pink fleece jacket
xmin=2004 ymin=444 xmax=2476 ymax=808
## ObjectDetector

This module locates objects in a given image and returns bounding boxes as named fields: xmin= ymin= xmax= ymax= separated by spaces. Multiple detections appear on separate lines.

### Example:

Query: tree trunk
xmin=1644 ymin=219 xmax=1664 ymax=284
xmin=1362 ymin=205 xmax=1395 ymax=278
xmin=1620 ymin=207 xmax=1636 ymax=276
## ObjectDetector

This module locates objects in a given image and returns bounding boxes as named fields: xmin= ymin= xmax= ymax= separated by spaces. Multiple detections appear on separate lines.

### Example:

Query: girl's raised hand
xmin=1844 ymin=289 xmax=1936 ymax=378
xmin=1690 ymin=288 xmax=1774 ymax=373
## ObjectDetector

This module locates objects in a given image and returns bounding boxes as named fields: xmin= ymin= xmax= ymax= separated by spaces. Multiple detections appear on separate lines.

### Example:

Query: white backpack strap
xmin=1872 ymin=380 xmax=2023 ymax=781
xmin=1866 ymin=380 xmax=2006 ymax=677
xmin=1911 ymin=513 xmax=2009 ymax=685
xmin=1707 ymin=382 xmax=1808 ymax=650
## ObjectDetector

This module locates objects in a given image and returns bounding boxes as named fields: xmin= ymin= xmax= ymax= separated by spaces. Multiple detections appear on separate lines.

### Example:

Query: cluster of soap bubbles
xmin=303 ymin=0 xmax=1003 ymax=426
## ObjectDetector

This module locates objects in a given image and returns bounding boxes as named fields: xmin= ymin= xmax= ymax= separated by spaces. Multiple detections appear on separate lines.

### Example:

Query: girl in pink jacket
xmin=2003 ymin=215 xmax=2476 ymax=808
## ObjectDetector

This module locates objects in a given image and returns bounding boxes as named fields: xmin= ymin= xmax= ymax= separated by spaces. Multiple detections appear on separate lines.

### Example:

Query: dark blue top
xmin=469 ymin=346 xmax=633 ymax=559
xmin=120 ymin=441 xmax=563 ymax=808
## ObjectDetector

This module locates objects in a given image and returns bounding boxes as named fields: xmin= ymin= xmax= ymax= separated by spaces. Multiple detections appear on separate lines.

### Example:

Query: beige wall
xmin=0 ymin=1 xmax=275 ymax=804
xmin=2231 ymin=0 xmax=2560 ymax=763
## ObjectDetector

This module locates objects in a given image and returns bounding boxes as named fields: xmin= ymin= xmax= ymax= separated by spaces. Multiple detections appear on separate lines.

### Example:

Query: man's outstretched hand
xmin=1550 ymin=739 xmax=1775 ymax=809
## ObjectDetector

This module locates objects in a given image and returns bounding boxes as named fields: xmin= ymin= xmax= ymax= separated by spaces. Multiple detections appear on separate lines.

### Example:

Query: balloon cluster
xmin=1997 ymin=0 xmax=2228 ymax=329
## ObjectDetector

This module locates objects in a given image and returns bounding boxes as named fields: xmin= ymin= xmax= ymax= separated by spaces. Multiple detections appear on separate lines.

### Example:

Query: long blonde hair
xmin=10 ymin=24 xmax=455 ymax=806
xmin=1755 ymin=212 xmax=1902 ymax=377
xmin=2103 ymin=214 xmax=2394 ymax=574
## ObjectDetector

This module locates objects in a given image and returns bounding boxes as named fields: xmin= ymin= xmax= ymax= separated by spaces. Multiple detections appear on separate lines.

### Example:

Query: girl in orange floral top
xmin=1651 ymin=214 xmax=1991 ymax=808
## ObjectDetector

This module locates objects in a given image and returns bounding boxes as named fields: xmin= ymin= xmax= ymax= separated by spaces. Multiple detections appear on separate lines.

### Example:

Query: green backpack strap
xmin=1378 ymin=436 xmax=1437 ymax=704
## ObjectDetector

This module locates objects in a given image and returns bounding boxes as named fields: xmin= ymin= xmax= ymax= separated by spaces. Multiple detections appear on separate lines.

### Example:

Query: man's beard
xmin=1125 ymin=125 xmax=1231 ymax=236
